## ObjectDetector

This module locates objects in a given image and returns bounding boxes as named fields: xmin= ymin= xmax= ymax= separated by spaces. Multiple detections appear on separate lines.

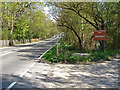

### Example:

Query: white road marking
xmin=6 ymin=62 xmax=36 ymax=89
xmin=0 ymin=47 xmax=32 ymax=57
xmin=0 ymin=52 xmax=14 ymax=57
xmin=0 ymin=47 xmax=14 ymax=50
xmin=5 ymin=35 xmax=61 ymax=89
xmin=6 ymin=82 xmax=16 ymax=90
xmin=20 ymin=62 xmax=36 ymax=77
xmin=19 ymin=42 xmax=58 ymax=77
xmin=38 ymin=43 xmax=57 ymax=60
xmin=19 ymin=68 xmax=30 ymax=77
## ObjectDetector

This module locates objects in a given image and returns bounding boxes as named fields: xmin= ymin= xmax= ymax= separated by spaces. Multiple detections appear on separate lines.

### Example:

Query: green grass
xmin=42 ymin=43 xmax=119 ymax=64
xmin=42 ymin=45 xmax=57 ymax=62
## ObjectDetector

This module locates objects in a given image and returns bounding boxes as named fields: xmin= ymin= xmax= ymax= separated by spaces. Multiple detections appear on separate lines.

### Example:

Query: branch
xmin=57 ymin=24 xmax=71 ymax=30
xmin=62 ymin=4 xmax=99 ymax=30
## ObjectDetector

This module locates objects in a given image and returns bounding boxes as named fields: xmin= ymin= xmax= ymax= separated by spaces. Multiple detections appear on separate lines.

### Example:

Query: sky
xmin=43 ymin=5 xmax=56 ymax=23
xmin=43 ymin=6 xmax=49 ymax=14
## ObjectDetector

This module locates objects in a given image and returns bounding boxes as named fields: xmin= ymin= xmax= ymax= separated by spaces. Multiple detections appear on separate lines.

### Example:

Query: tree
xmin=2 ymin=2 xmax=59 ymax=45
xmin=2 ymin=2 xmax=35 ymax=45
xmin=50 ymin=2 xmax=119 ymax=50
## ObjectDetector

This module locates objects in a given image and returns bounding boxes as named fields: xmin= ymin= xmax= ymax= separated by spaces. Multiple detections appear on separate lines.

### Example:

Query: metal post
xmin=57 ymin=43 xmax=59 ymax=56
xmin=104 ymin=40 xmax=105 ymax=52
xmin=96 ymin=40 xmax=98 ymax=52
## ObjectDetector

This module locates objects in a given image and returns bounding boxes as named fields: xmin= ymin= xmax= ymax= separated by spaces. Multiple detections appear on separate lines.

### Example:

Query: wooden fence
xmin=0 ymin=38 xmax=44 ymax=47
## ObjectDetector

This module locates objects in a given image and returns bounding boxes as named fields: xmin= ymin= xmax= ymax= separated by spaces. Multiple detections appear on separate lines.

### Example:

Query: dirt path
xmin=16 ymin=60 xmax=119 ymax=88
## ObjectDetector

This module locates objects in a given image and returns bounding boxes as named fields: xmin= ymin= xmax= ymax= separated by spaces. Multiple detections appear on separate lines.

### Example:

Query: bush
xmin=66 ymin=55 xmax=80 ymax=64
xmin=57 ymin=54 xmax=66 ymax=63
xmin=49 ymin=57 xmax=58 ymax=63
xmin=67 ymin=45 xmax=76 ymax=51
xmin=89 ymin=52 xmax=110 ymax=62
xmin=78 ymin=52 xmax=110 ymax=63
xmin=111 ymin=49 xmax=120 ymax=55
xmin=105 ymin=50 xmax=116 ymax=56
xmin=43 ymin=42 xmax=119 ymax=64
xmin=63 ymin=43 xmax=70 ymax=50
xmin=42 ymin=45 xmax=57 ymax=60
xmin=79 ymin=56 xmax=88 ymax=63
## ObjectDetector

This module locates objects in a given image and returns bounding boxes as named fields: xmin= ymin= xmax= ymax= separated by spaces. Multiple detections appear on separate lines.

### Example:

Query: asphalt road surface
xmin=1 ymin=35 xmax=60 ymax=89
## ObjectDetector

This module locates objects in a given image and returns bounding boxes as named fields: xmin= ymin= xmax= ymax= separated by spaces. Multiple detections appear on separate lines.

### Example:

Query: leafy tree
xmin=2 ymin=2 xmax=59 ymax=45
xmin=50 ymin=2 xmax=119 ymax=50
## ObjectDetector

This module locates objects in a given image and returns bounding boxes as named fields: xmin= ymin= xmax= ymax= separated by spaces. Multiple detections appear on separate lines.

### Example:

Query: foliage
xmin=79 ymin=56 xmax=88 ymax=63
xmin=80 ymin=50 xmax=119 ymax=63
xmin=66 ymin=55 xmax=80 ymax=64
xmin=48 ymin=2 xmax=119 ymax=50
xmin=42 ymin=45 xmax=57 ymax=61
xmin=89 ymin=52 xmax=109 ymax=61
xmin=1 ymin=2 xmax=59 ymax=45
xmin=42 ymin=41 xmax=119 ymax=64
xmin=57 ymin=54 xmax=66 ymax=63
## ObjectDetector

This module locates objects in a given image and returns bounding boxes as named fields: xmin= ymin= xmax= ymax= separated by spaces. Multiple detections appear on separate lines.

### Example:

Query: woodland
xmin=1 ymin=2 xmax=120 ymax=51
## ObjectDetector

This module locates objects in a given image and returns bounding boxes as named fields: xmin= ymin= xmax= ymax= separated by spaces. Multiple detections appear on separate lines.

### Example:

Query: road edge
xmin=5 ymin=35 xmax=61 ymax=89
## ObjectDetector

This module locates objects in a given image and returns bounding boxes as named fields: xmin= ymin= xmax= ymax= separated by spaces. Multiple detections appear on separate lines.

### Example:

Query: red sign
xmin=94 ymin=30 xmax=106 ymax=40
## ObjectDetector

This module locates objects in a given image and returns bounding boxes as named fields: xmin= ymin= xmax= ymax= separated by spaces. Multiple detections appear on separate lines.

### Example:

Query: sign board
xmin=94 ymin=30 xmax=106 ymax=40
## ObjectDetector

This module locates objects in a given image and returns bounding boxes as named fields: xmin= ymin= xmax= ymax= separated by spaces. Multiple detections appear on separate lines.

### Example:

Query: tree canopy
xmin=1 ymin=2 xmax=119 ymax=50
xmin=48 ymin=2 xmax=119 ymax=50
xmin=1 ymin=2 xmax=59 ymax=45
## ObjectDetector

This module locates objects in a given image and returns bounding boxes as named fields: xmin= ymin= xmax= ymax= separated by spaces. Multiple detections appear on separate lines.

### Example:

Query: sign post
xmin=104 ymin=40 xmax=105 ymax=52
xmin=96 ymin=40 xmax=98 ymax=52
xmin=94 ymin=30 xmax=106 ymax=52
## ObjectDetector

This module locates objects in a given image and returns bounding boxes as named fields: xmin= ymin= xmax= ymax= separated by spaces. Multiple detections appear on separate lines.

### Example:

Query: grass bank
xmin=42 ymin=42 xmax=120 ymax=64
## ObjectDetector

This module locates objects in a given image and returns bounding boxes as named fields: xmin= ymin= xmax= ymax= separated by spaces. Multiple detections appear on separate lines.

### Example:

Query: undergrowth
xmin=42 ymin=42 xmax=119 ymax=64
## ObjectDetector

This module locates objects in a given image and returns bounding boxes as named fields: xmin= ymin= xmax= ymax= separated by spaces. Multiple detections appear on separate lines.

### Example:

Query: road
xmin=1 ymin=35 xmax=60 ymax=89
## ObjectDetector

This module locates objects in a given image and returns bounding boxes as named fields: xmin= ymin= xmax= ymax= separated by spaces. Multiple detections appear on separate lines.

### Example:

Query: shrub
xmin=112 ymin=50 xmax=120 ymax=55
xmin=79 ymin=56 xmax=88 ymax=63
xmin=79 ymin=52 xmax=110 ymax=63
xmin=66 ymin=55 xmax=80 ymax=64
xmin=105 ymin=50 xmax=116 ymax=56
xmin=67 ymin=45 xmax=76 ymax=51
xmin=63 ymin=43 xmax=70 ymax=50
xmin=42 ymin=45 xmax=57 ymax=60
xmin=49 ymin=57 xmax=58 ymax=63
xmin=57 ymin=54 xmax=66 ymax=62
xmin=43 ymin=42 xmax=119 ymax=64
xmin=89 ymin=52 xmax=109 ymax=62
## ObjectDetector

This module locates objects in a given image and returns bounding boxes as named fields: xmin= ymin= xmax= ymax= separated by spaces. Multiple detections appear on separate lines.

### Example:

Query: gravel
xmin=19 ymin=59 xmax=119 ymax=88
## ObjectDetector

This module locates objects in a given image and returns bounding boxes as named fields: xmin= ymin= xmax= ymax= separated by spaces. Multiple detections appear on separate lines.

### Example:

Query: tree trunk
xmin=72 ymin=29 xmax=82 ymax=50
xmin=9 ymin=16 xmax=14 ymax=46
xmin=29 ymin=32 xmax=33 ymax=43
